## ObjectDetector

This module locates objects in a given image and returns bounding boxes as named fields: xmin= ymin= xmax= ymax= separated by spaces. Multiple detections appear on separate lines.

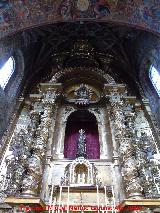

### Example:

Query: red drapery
xmin=64 ymin=119 xmax=100 ymax=159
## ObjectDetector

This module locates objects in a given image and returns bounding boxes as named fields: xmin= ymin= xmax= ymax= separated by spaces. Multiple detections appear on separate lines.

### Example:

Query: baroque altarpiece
xmin=0 ymin=41 xmax=160 ymax=212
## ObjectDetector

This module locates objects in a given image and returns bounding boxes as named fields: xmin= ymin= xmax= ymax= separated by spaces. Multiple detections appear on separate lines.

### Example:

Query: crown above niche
xmin=64 ymin=83 xmax=101 ymax=105
xmin=75 ymin=84 xmax=92 ymax=105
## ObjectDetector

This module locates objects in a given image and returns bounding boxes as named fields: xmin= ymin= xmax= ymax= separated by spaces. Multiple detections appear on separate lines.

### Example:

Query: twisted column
xmin=5 ymin=129 xmax=32 ymax=197
xmin=105 ymin=84 xmax=143 ymax=199
xmin=22 ymin=84 xmax=62 ymax=198
xmin=22 ymin=97 xmax=42 ymax=197
xmin=39 ymin=83 xmax=62 ymax=201
xmin=40 ymin=88 xmax=60 ymax=200
xmin=39 ymin=103 xmax=55 ymax=201
xmin=120 ymin=98 xmax=143 ymax=198
xmin=3 ymin=102 xmax=36 ymax=198
xmin=134 ymin=104 xmax=160 ymax=198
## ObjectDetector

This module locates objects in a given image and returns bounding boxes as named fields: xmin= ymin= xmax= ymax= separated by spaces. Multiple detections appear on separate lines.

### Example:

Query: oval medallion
xmin=77 ymin=0 xmax=90 ymax=12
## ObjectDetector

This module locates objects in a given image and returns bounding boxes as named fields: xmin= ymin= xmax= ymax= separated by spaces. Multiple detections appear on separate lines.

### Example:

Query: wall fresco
xmin=0 ymin=0 xmax=160 ymax=39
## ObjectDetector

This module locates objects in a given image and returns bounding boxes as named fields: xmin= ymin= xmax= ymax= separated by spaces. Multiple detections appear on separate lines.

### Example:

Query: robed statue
xmin=76 ymin=129 xmax=87 ymax=158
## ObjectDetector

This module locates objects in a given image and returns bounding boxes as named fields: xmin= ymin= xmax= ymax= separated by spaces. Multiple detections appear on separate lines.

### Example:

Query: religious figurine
xmin=76 ymin=129 xmax=86 ymax=158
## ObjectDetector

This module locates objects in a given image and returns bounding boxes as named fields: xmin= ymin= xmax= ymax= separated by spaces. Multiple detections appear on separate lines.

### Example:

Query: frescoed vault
xmin=0 ymin=0 xmax=160 ymax=40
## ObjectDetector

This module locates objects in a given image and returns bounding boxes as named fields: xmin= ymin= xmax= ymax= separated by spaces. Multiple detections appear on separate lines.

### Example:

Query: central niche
xmin=64 ymin=110 xmax=100 ymax=159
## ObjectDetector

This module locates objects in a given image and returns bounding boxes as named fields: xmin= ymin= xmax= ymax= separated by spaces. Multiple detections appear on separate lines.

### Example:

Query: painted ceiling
xmin=0 ymin=0 xmax=160 ymax=39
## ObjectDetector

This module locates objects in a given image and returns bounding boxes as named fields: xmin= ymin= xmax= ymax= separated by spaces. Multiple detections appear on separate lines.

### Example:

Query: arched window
xmin=0 ymin=57 xmax=15 ymax=89
xmin=149 ymin=65 xmax=160 ymax=97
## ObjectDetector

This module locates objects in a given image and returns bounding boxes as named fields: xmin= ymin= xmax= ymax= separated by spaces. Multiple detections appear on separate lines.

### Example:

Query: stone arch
xmin=56 ymin=105 xmax=109 ymax=159
xmin=50 ymin=67 xmax=116 ymax=84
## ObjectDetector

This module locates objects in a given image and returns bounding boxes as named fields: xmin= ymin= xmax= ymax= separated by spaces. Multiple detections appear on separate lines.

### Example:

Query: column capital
xmin=123 ymin=96 xmax=136 ymax=105
xmin=39 ymin=83 xmax=62 ymax=106
xmin=29 ymin=94 xmax=43 ymax=112
xmin=135 ymin=102 xmax=142 ymax=112
xmin=104 ymin=84 xmax=127 ymax=105
xmin=29 ymin=94 xmax=42 ymax=105
xmin=39 ymin=82 xmax=62 ymax=93
xmin=113 ymin=154 xmax=120 ymax=166
xmin=142 ymin=98 xmax=150 ymax=106
xmin=104 ymin=84 xmax=126 ymax=95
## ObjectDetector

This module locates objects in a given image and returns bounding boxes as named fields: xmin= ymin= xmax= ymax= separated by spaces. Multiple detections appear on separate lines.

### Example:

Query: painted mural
xmin=0 ymin=0 xmax=160 ymax=39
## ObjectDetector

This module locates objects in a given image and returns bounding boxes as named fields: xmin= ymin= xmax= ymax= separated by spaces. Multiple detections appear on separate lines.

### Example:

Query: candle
xmin=58 ymin=186 xmax=62 ymax=213
xmin=102 ymin=204 xmax=104 ymax=213
xmin=62 ymin=203 xmax=64 ymax=213
xmin=96 ymin=185 xmax=100 ymax=213
xmin=104 ymin=186 xmax=108 ymax=213
xmin=111 ymin=186 xmax=116 ymax=213
xmin=111 ymin=200 xmax=114 ymax=213
xmin=52 ymin=199 xmax=56 ymax=213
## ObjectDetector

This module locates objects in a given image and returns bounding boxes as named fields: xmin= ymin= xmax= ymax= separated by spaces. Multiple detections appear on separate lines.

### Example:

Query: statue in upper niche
xmin=76 ymin=129 xmax=87 ymax=158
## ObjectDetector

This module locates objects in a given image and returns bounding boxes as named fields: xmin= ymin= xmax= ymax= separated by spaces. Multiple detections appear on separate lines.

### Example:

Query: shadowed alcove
xmin=64 ymin=110 xmax=100 ymax=159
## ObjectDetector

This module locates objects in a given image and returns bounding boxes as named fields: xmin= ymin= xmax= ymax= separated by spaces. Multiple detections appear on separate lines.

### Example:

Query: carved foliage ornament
xmin=1 ymin=129 xmax=34 ymax=198
xmin=42 ymin=90 xmax=60 ymax=105
xmin=50 ymin=67 xmax=115 ymax=84
xmin=133 ymin=132 xmax=160 ymax=198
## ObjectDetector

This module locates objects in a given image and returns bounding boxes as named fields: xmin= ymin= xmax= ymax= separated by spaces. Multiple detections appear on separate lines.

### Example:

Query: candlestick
xmin=111 ymin=186 xmax=116 ymax=213
xmin=96 ymin=185 xmax=100 ymax=213
xmin=62 ymin=203 xmax=64 ymax=213
xmin=67 ymin=186 xmax=70 ymax=213
xmin=52 ymin=199 xmax=56 ymax=213
xmin=104 ymin=186 xmax=108 ymax=213
xmin=102 ymin=204 xmax=104 ymax=213
xmin=58 ymin=186 xmax=62 ymax=213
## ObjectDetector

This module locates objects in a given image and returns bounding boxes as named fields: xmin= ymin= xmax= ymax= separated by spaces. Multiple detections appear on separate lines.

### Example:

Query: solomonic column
xmin=104 ymin=84 xmax=126 ymax=160
xmin=104 ymin=84 xmax=143 ymax=199
xmin=39 ymin=83 xmax=62 ymax=201
xmin=39 ymin=83 xmax=62 ymax=145
xmin=104 ymin=84 xmax=126 ymax=203
xmin=21 ymin=95 xmax=42 ymax=197
xmin=134 ymin=103 xmax=160 ymax=199
xmin=120 ymin=97 xmax=143 ymax=199
xmin=21 ymin=83 xmax=62 ymax=198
